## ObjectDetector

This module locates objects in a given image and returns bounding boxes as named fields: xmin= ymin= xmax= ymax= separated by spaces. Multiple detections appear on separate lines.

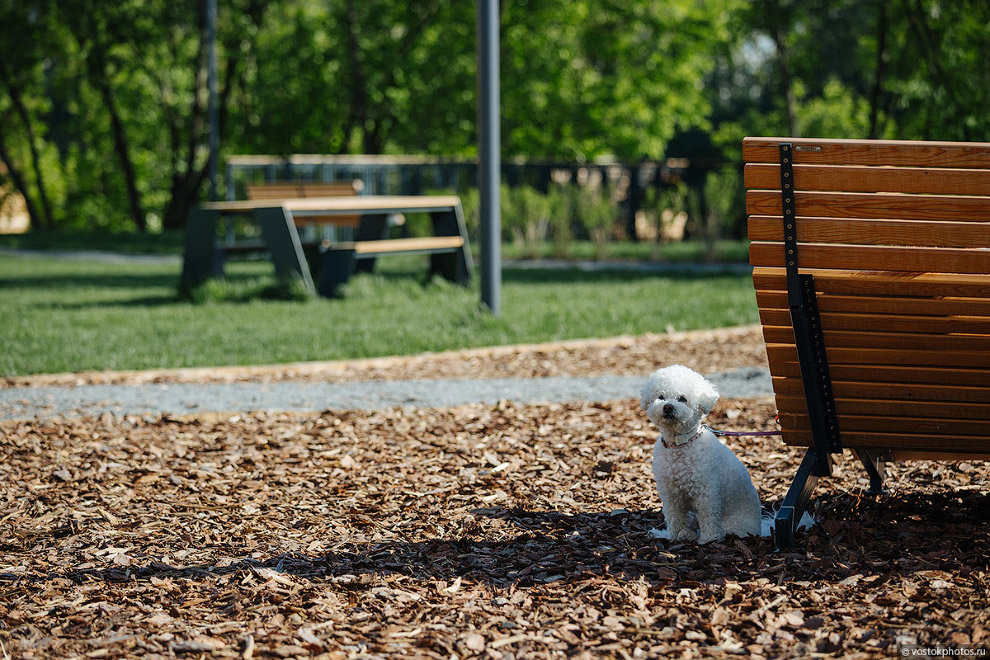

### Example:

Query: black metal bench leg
xmin=855 ymin=448 xmax=889 ymax=495
xmin=180 ymin=208 xmax=223 ymax=293
xmin=255 ymin=206 xmax=316 ymax=294
xmin=775 ymin=447 xmax=823 ymax=550
xmin=317 ymin=248 xmax=357 ymax=297
xmin=429 ymin=250 xmax=469 ymax=284
xmin=429 ymin=207 xmax=474 ymax=284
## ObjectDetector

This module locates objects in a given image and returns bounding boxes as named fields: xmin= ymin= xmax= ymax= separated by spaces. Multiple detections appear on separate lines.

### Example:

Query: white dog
xmin=641 ymin=365 xmax=762 ymax=543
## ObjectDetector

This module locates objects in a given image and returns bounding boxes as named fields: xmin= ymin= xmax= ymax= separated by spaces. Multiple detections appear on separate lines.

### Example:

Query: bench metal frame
xmin=773 ymin=143 xmax=889 ymax=549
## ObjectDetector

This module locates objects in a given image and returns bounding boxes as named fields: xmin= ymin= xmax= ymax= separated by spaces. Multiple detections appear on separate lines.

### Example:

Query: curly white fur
xmin=641 ymin=365 xmax=762 ymax=544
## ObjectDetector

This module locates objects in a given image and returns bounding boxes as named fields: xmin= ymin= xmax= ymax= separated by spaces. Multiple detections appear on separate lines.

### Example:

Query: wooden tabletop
xmin=200 ymin=195 xmax=461 ymax=215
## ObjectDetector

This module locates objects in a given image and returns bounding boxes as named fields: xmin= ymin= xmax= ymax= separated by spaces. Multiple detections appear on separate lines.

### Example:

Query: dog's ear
xmin=697 ymin=384 xmax=719 ymax=415
xmin=640 ymin=384 xmax=652 ymax=411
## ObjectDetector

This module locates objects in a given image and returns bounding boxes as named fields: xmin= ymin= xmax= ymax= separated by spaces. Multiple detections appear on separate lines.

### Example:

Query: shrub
xmin=569 ymin=185 xmax=618 ymax=261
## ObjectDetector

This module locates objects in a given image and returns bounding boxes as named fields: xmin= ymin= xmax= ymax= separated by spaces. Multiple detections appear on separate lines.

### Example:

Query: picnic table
xmin=180 ymin=195 xmax=473 ymax=297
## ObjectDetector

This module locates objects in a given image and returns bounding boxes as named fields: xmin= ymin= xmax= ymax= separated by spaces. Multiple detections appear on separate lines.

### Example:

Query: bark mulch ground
xmin=1 ymin=325 xmax=770 ymax=388
xmin=1 ymin=398 xmax=987 ymax=659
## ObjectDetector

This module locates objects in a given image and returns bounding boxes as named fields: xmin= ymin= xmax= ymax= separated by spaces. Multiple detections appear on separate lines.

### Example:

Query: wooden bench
xmin=245 ymin=181 xmax=366 ymax=228
xmin=181 ymin=195 xmax=473 ymax=297
xmin=744 ymin=137 xmax=990 ymax=548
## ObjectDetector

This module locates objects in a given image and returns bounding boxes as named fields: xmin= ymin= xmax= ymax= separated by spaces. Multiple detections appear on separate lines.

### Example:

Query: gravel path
xmin=0 ymin=366 xmax=772 ymax=420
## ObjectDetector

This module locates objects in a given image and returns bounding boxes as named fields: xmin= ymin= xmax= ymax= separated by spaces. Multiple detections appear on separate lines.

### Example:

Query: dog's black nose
xmin=662 ymin=403 xmax=674 ymax=415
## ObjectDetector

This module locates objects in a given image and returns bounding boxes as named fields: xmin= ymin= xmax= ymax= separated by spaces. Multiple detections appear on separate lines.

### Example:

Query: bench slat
xmin=245 ymin=184 xmax=307 ymax=199
xmin=757 ymin=290 xmax=990 ymax=317
xmin=203 ymin=195 xmax=462 ymax=212
xmin=296 ymin=183 xmax=364 ymax=196
xmin=779 ymin=413 xmax=990 ymax=437
xmin=748 ymin=216 xmax=990 ymax=248
xmin=750 ymin=242 xmax=990 ymax=274
xmin=778 ymin=429 xmax=990 ymax=453
xmin=759 ymin=308 xmax=990 ymax=335
xmin=245 ymin=182 xmax=359 ymax=199
xmin=770 ymin=362 xmax=990 ymax=388
xmin=753 ymin=267 xmax=990 ymax=299
xmin=743 ymin=137 xmax=990 ymax=169
xmin=771 ymin=377 xmax=990 ymax=404
xmin=774 ymin=396 xmax=990 ymax=421
xmin=746 ymin=137 xmax=990 ymax=455
xmin=245 ymin=181 xmax=363 ymax=227
xmin=745 ymin=163 xmax=990 ymax=196
xmin=765 ymin=340 xmax=990 ymax=366
xmin=338 ymin=236 xmax=464 ymax=255
xmin=747 ymin=190 xmax=990 ymax=222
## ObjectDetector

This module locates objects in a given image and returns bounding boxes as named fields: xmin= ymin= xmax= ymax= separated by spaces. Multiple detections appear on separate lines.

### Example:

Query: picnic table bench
xmin=745 ymin=137 xmax=990 ymax=548
xmin=244 ymin=181 xmax=369 ymax=230
xmin=180 ymin=192 xmax=473 ymax=297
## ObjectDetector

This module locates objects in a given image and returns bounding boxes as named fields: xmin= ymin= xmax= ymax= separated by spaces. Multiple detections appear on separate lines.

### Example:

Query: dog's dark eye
xmin=657 ymin=393 xmax=666 ymax=401
xmin=677 ymin=395 xmax=688 ymax=403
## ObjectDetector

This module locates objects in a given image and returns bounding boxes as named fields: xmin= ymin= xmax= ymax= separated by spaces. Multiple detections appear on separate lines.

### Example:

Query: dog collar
xmin=660 ymin=426 xmax=704 ymax=449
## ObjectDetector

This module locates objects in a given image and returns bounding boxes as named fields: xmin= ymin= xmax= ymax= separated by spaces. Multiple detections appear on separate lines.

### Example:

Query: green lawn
xmin=0 ymin=253 xmax=758 ymax=376
xmin=0 ymin=229 xmax=750 ymax=263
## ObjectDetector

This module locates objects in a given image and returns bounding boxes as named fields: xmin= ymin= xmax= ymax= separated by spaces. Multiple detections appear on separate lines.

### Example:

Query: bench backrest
xmin=245 ymin=180 xmax=364 ymax=227
xmin=744 ymin=137 xmax=990 ymax=457
xmin=245 ymin=180 xmax=363 ymax=200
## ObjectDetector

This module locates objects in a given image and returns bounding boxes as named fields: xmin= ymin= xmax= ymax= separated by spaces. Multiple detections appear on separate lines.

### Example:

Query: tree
xmin=0 ymin=0 xmax=60 ymax=230
xmin=60 ymin=0 xmax=272 ymax=230
xmin=499 ymin=0 xmax=736 ymax=161
xmin=2 ymin=0 xmax=988 ymax=235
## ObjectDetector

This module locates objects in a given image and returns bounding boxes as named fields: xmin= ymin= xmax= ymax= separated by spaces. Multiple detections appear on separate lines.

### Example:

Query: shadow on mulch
xmin=56 ymin=489 xmax=989 ymax=592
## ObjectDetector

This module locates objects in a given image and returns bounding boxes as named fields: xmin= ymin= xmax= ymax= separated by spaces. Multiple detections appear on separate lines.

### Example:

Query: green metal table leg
xmin=254 ymin=206 xmax=315 ymax=294
xmin=429 ymin=204 xmax=474 ymax=284
xmin=180 ymin=208 xmax=222 ymax=293
xmin=318 ymin=248 xmax=357 ymax=297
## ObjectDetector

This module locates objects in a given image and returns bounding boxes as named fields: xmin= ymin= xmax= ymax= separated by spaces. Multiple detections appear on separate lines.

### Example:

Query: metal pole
xmin=206 ymin=0 xmax=219 ymax=202
xmin=477 ymin=0 xmax=501 ymax=315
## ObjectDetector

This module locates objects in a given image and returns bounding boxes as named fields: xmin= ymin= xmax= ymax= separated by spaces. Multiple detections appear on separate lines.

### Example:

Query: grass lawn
xmin=0 ymin=253 xmax=758 ymax=376
xmin=0 ymin=229 xmax=750 ymax=263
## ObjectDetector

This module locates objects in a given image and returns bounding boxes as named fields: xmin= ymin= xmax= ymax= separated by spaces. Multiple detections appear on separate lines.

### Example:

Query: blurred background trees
xmin=1 ymin=0 xmax=988 ymax=236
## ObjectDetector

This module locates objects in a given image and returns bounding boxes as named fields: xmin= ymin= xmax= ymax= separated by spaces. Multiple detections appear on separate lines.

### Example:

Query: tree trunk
xmin=868 ymin=1 xmax=888 ymax=139
xmin=98 ymin=78 xmax=146 ymax=231
xmin=901 ymin=0 xmax=968 ymax=140
xmin=83 ymin=16 xmax=148 ymax=232
xmin=769 ymin=26 xmax=797 ymax=137
xmin=162 ymin=9 xmax=247 ymax=231
xmin=0 ymin=111 xmax=49 ymax=230
xmin=341 ymin=0 xmax=369 ymax=154
xmin=0 ymin=63 xmax=55 ymax=227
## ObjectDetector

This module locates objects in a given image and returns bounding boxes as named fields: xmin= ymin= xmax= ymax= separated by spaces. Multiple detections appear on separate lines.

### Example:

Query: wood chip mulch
xmin=1 ymin=398 xmax=987 ymax=659
xmin=1 ymin=325 xmax=769 ymax=388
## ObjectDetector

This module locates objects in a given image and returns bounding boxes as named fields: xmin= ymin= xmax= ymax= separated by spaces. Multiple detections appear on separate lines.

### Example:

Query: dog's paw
xmin=697 ymin=532 xmax=726 ymax=545
xmin=671 ymin=528 xmax=698 ymax=543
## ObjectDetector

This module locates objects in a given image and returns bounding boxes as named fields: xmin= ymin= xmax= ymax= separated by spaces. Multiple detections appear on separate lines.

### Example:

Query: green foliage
xmin=505 ymin=185 xmax=552 ymax=256
xmin=1 ymin=0 xmax=989 ymax=245
xmin=567 ymin=186 xmax=619 ymax=261
xmin=691 ymin=167 xmax=743 ymax=260
xmin=500 ymin=0 xmax=732 ymax=160
xmin=458 ymin=183 xmax=627 ymax=260
xmin=546 ymin=184 xmax=573 ymax=258
xmin=711 ymin=0 xmax=990 ymax=144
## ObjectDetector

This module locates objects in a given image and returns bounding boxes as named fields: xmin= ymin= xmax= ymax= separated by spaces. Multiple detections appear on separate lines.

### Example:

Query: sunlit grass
xmin=0 ymin=254 xmax=758 ymax=376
